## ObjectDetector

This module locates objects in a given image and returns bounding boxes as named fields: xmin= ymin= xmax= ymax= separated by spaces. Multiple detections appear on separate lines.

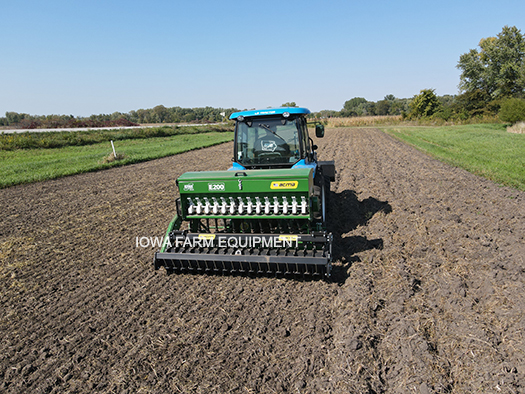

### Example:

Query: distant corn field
xmin=319 ymin=114 xmax=502 ymax=128
xmin=321 ymin=115 xmax=403 ymax=127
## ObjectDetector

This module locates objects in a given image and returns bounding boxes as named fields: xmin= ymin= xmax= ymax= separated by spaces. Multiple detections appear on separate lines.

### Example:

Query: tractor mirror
xmin=315 ymin=124 xmax=325 ymax=138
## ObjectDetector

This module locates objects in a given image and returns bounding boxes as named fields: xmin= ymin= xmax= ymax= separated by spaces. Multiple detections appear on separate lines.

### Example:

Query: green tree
xmin=454 ymin=89 xmax=492 ymax=117
xmin=341 ymin=97 xmax=368 ymax=116
xmin=375 ymin=100 xmax=391 ymax=116
xmin=457 ymin=26 xmax=525 ymax=100
xmin=520 ymin=62 xmax=525 ymax=90
xmin=408 ymin=89 xmax=442 ymax=118
xmin=281 ymin=102 xmax=297 ymax=107
xmin=374 ymin=95 xmax=396 ymax=115
xmin=499 ymin=98 xmax=525 ymax=124
xmin=153 ymin=105 xmax=169 ymax=123
xmin=343 ymin=97 xmax=367 ymax=111
xmin=5 ymin=111 xmax=24 ymax=125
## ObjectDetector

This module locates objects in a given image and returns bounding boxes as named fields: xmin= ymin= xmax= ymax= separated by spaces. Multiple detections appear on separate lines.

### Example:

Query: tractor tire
xmin=321 ymin=175 xmax=330 ymax=226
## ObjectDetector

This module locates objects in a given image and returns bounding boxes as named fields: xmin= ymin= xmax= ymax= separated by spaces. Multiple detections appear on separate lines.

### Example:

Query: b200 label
xmin=208 ymin=183 xmax=225 ymax=191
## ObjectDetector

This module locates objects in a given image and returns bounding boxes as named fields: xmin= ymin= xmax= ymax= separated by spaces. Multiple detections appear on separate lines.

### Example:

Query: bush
xmin=499 ymin=98 xmax=525 ymax=124
xmin=431 ymin=107 xmax=453 ymax=121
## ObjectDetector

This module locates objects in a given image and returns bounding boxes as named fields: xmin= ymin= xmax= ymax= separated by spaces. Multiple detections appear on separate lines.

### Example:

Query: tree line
xmin=311 ymin=94 xmax=457 ymax=121
xmin=0 ymin=106 xmax=240 ymax=129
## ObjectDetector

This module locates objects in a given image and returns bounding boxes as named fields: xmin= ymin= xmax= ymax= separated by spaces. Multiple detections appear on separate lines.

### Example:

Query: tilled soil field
xmin=1 ymin=128 xmax=524 ymax=393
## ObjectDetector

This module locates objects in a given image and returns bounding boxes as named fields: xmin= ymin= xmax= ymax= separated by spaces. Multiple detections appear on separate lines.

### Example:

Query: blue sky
xmin=1 ymin=0 xmax=524 ymax=116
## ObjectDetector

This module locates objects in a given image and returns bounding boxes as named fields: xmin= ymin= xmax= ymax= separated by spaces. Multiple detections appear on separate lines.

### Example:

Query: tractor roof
xmin=229 ymin=107 xmax=310 ymax=120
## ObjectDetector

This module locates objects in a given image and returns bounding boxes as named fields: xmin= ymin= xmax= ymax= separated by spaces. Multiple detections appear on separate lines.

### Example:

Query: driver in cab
xmin=254 ymin=124 xmax=291 ymax=157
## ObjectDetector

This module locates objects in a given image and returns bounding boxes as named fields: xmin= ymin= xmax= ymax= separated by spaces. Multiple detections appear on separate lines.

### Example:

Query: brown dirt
xmin=1 ymin=128 xmax=524 ymax=393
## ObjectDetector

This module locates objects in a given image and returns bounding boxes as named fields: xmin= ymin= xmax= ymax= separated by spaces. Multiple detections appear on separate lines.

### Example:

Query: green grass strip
xmin=0 ymin=132 xmax=233 ymax=188
xmin=0 ymin=125 xmax=232 ymax=150
xmin=380 ymin=124 xmax=525 ymax=191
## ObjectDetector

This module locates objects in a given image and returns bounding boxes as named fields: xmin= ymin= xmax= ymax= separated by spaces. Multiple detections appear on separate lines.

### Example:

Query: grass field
xmin=0 ymin=131 xmax=233 ymax=188
xmin=3 ymin=123 xmax=523 ymax=192
xmin=0 ymin=124 xmax=231 ymax=150
xmin=380 ymin=123 xmax=525 ymax=191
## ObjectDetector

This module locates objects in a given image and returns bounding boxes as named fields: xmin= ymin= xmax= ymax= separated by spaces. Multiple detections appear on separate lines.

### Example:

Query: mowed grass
xmin=380 ymin=123 xmax=525 ymax=191
xmin=0 ymin=132 xmax=233 ymax=188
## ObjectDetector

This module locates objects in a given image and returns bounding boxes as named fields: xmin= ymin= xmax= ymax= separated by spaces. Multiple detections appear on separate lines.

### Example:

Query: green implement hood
xmin=177 ymin=168 xmax=313 ymax=219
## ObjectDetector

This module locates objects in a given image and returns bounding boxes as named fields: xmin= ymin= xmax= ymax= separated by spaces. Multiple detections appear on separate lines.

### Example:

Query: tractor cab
xmin=230 ymin=108 xmax=324 ymax=170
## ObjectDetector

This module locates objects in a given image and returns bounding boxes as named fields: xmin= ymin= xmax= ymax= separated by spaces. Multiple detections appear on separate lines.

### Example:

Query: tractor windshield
xmin=235 ymin=117 xmax=302 ymax=167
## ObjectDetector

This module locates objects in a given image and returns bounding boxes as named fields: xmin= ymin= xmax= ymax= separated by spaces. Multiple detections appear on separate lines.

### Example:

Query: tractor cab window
xmin=299 ymin=117 xmax=311 ymax=154
xmin=235 ymin=117 xmax=303 ymax=167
